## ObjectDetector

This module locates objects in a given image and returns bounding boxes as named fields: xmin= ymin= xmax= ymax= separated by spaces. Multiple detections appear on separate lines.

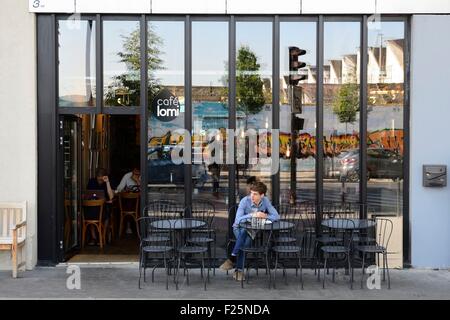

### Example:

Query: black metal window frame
xmin=37 ymin=13 xmax=410 ymax=266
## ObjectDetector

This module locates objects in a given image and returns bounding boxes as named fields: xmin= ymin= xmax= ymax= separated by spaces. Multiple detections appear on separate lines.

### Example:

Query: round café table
xmin=150 ymin=218 xmax=206 ymax=249
xmin=150 ymin=219 xmax=206 ymax=231
xmin=240 ymin=220 xmax=295 ymax=231
xmin=321 ymin=218 xmax=375 ymax=230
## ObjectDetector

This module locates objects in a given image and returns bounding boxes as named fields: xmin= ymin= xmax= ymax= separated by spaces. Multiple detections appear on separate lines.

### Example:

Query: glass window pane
xmin=236 ymin=21 xmax=273 ymax=200
xmin=58 ymin=19 xmax=96 ymax=107
xmin=323 ymin=21 xmax=361 ymax=203
xmin=368 ymin=21 xmax=404 ymax=216
xmin=103 ymin=21 xmax=140 ymax=107
xmin=279 ymin=21 xmax=317 ymax=205
xmin=147 ymin=21 xmax=185 ymax=203
xmin=192 ymin=21 xmax=229 ymax=215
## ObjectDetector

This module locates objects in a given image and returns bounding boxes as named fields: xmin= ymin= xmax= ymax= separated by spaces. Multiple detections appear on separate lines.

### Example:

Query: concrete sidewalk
xmin=0 ymin=265 xmax=449 ymax=299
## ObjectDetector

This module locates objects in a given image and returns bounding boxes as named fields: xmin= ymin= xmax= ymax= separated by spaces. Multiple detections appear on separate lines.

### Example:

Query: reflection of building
xmin=342 ymin=54 xmax=358 ymax=83
xmin=368 ymin=46 xmax=387 ymax=83
xmin=306 ymin=66 xmax=317 ymax=83
xmin=368 ymin=39 xmax=404 ymax=83
xmin=385 ymin=39 xmax=404 ymax=83
xmin=325 ymin=52 xmax=360 ymax=84
xmin=328 ymin=60 xmax=342 ymax=84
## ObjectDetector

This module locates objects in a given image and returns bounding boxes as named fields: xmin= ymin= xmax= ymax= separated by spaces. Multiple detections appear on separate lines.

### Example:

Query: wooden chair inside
xmin=118 ymin=192 xmax=140 ymax=238
xmin=81 ymin=199 xmax=106 ymax=249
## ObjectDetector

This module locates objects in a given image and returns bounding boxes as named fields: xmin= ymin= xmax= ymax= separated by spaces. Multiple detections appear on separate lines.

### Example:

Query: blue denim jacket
xmin=232 ymin=195 xmax=279 ymax=228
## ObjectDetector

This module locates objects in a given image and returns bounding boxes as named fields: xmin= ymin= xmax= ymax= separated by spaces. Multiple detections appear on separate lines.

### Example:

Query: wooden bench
xmin=0 ymin=202 xmax=27 ymax=278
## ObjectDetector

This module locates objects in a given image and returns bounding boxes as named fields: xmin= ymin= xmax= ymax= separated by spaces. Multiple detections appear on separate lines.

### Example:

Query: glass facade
xmin=192 ymin=21 xmax=229 ymax=216
xmin=279 ymin=21 xmax=317 ymax=204
xmin=103 ymin=20 xmax=141 ymax=107
xmin=367 ymin=21 xmax=405 ymax=216
xmin=323 ymin=21 xmax=361 ymax=203
xmin=55 ymin=15 xmax=407 ymax=239
xmin=147 ymin=20 xmax=185 ymax=203
xmin=58 ymin=19 xmax=96 ymax=107
xmin=235 ymin=21 xmax=273 ymax=200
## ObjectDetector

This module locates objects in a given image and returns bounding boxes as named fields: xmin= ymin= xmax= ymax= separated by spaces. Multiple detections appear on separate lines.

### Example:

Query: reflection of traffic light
xmin=292 ymin=86 xmax=302 ymax=113
xmin=292 ymin=116 xmax=304 ymax=131
xmin=288 ymin=46 xmax=307 ymax=86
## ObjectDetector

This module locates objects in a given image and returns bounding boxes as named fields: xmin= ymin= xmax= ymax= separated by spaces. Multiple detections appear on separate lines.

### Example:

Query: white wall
xmin=0 ymin=0 xmax=37 ymax=270
xmin=410 ymin=15 xmax=450 ymax=268
xmin=28 ymin=0 xmax=450 ymax=14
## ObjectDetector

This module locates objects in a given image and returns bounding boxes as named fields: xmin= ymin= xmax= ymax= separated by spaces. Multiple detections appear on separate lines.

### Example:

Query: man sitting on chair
xmin=86 ymin=168 xmax=115 ymax=245
xmin=115 ymin=166 xmax=141 ymax=235
xmin=115 ymin=167 xmax=141 ymax=193
xmin=220 ymin=181 xmax=279 ymax=281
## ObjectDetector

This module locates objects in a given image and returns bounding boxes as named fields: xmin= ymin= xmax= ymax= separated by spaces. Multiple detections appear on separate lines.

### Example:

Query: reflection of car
xmin=336 ymin=148 xmax=403 ymax=182
xmin=147 ymin=146 xmax=207 ymax=186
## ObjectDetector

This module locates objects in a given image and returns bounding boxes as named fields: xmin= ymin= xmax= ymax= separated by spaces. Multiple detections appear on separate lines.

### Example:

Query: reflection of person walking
xmin=208 ymin=163 xmax=220 ymax=198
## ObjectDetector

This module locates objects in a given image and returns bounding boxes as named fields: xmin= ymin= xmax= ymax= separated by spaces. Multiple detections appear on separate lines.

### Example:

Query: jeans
xmin=232 ymin=227 xmax=252 ymax=271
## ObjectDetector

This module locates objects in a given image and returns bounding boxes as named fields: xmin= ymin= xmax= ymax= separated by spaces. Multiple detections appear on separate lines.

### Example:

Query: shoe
xmin=233 ymin=270 xmax=245 ymax=281
xmin=219 ymin=259 xmax=234 ymax=271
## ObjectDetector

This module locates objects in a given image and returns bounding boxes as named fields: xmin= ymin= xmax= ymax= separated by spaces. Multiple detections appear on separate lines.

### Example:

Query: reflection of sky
xmin=236 ymin=22 xmax=272 ymax=75
xmin=324 ymin=22 xmax=360 ymax=63
xmin=58 ymin=21 xmax=96 ymax=97
xmin=369 ymin=21 xmax=404 ymax=47
xmin=280 ymin=22 xmax=316 ymax=73
xmin=192 ymin=22 xmax=228 ymax=87
xmin=150 ymin=21 xmax=184 ymax=86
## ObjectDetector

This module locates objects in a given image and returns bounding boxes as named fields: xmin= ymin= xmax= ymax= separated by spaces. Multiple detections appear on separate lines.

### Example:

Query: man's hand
xmin=103 ymin=176 xmax=110 ymax=183
xmin=255 ymin=212 xmax=268 ymax=219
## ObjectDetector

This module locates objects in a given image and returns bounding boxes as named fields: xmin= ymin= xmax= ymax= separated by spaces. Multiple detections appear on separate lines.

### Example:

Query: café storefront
xmin=36 ymin=13 xmax=409 ymax=266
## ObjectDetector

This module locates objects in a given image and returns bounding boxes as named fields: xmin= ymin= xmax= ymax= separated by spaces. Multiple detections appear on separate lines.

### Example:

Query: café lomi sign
xmin=151 ymin=89 xmax=181 ymax=122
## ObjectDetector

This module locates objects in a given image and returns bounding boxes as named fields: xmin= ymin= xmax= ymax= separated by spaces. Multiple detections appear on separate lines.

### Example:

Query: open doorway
xmin=61 ymin=114 xmax=141 ymax=263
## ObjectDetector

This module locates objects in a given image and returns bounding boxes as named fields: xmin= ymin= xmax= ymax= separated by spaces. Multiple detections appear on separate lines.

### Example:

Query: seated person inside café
xmin=116 ymin=167 xmax=141 ymax=193
xmin=85 ymin=168 xmax=115 ymax=245
xmin=220 ymin=181 xmax=279 ymax=281
xmin=115 ymin=167 xmax=141 ymax=235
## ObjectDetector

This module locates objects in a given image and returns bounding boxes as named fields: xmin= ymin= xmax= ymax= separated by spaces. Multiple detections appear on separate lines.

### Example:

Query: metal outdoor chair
xmin=320 ymin=218 xmax=355 ymax=289
xmin=273 ymin=204 xmax=298 ymax=244
xmin=225 ymin=204 xmax=238 ymax=275
xmin=321 ymin=202 xmax=361 ymax=219
xmin=322 ymin=203 xmax=378 ymax=246
xmin=272 ymin=219 xmax=304 ymax=290
xmin=296 ymin=201 xmax=317 ymax=261
xmin=174 ymin=218 xmax=209 ymax=291
xmin=356 ymin=217 xmax=393 ymax=289
xmin=146 ymin=199 xmax=184 ymax=219
xmin=187 ymin=199 xmax=216 ymax=275
xmin=239 ymin=220 xmax=274 ymax=289
xmin=137 ymin=216 xmax=174 ymax=290
xmin=313 ymin=205 xmax=341 ymax=275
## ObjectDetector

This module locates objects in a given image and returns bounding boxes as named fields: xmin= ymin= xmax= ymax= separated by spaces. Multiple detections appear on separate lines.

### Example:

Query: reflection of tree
xmin=104 ymin=25 xmax=164 ymax=107
xmin=332 ymin=83 xmax=359 ymax=134
xmin=234 ymin=46 xmax=266 ymax=178
xmin=236 ymin=46 xmax=265 ymax=123
xmin=332 ymin=82 xmax=359 ymax=197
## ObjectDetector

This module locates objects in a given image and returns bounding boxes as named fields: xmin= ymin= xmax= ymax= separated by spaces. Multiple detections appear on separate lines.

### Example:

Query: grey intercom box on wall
xmin=423 ymin=165 xmax=447 ymax=187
